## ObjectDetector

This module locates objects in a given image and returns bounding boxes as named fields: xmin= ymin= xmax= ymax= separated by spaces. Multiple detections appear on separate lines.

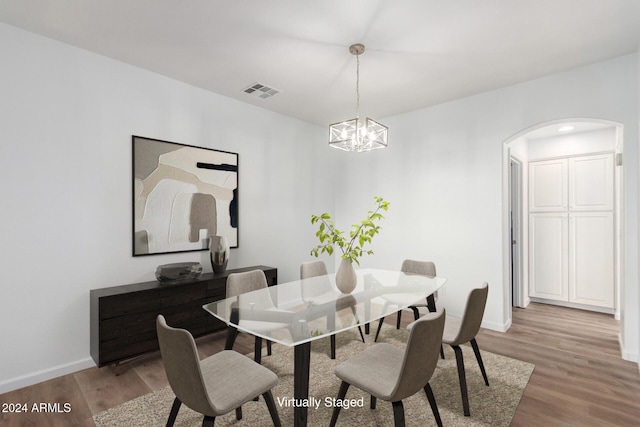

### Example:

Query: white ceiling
xmin=1 ymin=0 xmax=640 ymax=126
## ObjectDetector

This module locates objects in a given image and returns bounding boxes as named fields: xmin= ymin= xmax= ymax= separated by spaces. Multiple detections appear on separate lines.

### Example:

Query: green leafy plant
xmin=310 ymin=196 xmax=390 ymax=265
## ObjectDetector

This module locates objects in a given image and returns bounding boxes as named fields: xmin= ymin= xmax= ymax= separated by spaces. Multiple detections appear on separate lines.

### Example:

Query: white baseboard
xmin=529 ymin=297 xmax=615 ymax=315
xmin=0 ymin=357 xmax=96 ymax=395
xmin=618 ymin=333 xmax=640 ymax=366
xmin=481 ymin=318 xmax=511 ymax=332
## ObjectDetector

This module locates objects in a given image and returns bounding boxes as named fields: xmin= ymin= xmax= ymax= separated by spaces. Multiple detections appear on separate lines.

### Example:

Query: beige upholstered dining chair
xmin=410 ymin=282 xmax=489 ymax=416
xmin=300 ymin=260 xmax=365 ymax=359
xmin=329 ymin=310 xmax=446 ymax=427
xmin=225 ymin=269 xmax=292 ymax=363
xmin=156 ymin=315 xmax=282 ymax=427
xmin=373 ymin=259 xmax=438 ymax=342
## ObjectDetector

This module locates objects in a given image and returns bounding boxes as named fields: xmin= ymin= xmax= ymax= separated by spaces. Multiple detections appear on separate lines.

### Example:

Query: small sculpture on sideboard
xmin=155 ymin=262 xmax=202 ymax=284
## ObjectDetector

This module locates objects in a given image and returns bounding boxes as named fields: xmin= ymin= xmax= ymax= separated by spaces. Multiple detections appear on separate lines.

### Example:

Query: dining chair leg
xmin=452 ymin=345 xmax=470 ymax=416
xmin=374 ymin=317 xmax=385 ymax=342
xmin=254 ymin=336 xmax=263 ymax=364
xmin=392 ymin=401 xmax=406 ymax=427
xmin=267 ymin=340 xmax=272 ymax=356
xmin=329 ymin=381 xmax=350 ymax=427
xmin=440 ymin=345 xmax=445 ymax=360
xmin=410 ymin=306 xmax=420 ymax=320
xmin=470 ymin=338 xmax=489 ymax=386
xmin=202 ymin=416 xmax=215 ymax=427
xmin=166 ymin=397 xmax=181 ymax=427
xmin=423 ymin=383 xmax=443 ymax=427
xmin=262 ymin=390 xmax=282 ymax=427
xmin=357 ymin=325 xmax=366 ymax=343
xmin=396 ymin=311 xmax=402 ymax=329
xmin=235 ymin=406 xmax=242 ymax=420
xmin=370 ymin=395 xmax=377 ymax=409
xmin=330 ymin=335 xmax=336 ymax=360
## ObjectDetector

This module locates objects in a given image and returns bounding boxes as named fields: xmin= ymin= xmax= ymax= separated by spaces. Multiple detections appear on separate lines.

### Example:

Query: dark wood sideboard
xmin=90 ymin=265 xmax=277 ymax=368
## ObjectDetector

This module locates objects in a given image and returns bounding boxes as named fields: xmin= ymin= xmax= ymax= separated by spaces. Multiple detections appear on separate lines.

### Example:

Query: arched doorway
xmin=502 ymin=118 xmax=623 ymax=326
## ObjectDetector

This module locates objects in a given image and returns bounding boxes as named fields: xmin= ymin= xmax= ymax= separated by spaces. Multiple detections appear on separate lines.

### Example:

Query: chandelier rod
xmin=355 ymin=53 xmax=360 ymax=120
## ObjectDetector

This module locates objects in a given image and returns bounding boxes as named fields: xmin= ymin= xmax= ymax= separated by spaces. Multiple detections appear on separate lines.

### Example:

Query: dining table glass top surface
xmin=203 ymin=268 xmax=446 ymax=347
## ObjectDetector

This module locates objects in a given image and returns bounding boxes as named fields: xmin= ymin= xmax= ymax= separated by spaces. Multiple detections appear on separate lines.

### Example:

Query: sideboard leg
xmin=114 ymin=361 xmax=124 ymax=376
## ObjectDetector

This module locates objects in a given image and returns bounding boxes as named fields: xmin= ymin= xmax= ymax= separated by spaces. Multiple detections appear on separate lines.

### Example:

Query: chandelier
xmin=329 ymin=44 xmax=388 ymax=152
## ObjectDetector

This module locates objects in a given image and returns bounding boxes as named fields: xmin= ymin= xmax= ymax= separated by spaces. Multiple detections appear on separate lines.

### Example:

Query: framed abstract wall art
xmin=132 ymin=136 xmax=238 ymax=256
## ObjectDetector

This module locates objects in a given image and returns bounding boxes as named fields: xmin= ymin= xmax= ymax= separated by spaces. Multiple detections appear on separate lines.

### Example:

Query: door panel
xmin=569 ymin=212 xmax=614 ymax=308
xmin=529 ymin=159 xmax=567 ymax=212
xmin=569 ymin=154 xmax=614 ymax=211
xmin=529 ymin=213 xmax=568 ymax=301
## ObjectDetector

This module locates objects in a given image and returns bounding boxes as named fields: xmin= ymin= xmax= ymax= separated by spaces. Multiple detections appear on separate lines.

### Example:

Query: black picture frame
xmin=132 ymin=135 xmax=238 ymax=256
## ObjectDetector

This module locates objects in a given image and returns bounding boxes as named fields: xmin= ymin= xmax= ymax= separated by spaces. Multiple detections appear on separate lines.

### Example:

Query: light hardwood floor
xmin=1 ymin=302 xmax=639 ymax=426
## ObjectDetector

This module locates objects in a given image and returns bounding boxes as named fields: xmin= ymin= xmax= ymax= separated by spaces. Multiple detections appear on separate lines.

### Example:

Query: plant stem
xmin=345 ymin=203 xmax=383 ymax=254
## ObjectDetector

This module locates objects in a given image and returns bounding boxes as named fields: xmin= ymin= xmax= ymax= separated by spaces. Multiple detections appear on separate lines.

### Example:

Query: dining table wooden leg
xmin=427 ymin=294 xmax=437 ymax=312
xmin=294 ymin=341 xmax=312 ymax=427
xmin=254 ymin=336 xmax=263 ymax=364
xmin=225 ymin=307 xmax=240 ymax=350
xmin=224 ymin=326 xmax=238 ymax=350
xmin=426 ymin=293 xmax=445 ymax=358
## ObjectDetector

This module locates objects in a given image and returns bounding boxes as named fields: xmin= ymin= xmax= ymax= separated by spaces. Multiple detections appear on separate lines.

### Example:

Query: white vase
xmin=209 ymin=235 xmax=229 ymax=274
xmin=335 ymin=258 xmax=357 ymax=294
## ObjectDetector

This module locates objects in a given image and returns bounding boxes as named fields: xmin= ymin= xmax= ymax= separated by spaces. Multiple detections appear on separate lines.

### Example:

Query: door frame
xmin=509 ymin=156 xmax=524 ymax=307
xmin=502 ymin=118 xmax=624 ymax=326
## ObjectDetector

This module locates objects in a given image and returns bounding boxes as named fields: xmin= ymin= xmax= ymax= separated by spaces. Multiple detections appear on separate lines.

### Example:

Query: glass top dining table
xmin=203 ymin=268 xmax=446 ymax=426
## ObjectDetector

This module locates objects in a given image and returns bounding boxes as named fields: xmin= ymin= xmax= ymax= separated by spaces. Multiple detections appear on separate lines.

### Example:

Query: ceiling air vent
xmin=242 ymin=82 xmax=280 ymax=99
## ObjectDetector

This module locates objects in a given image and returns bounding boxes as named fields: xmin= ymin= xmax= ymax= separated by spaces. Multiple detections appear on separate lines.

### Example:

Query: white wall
xmin=334 ymin=54 xmax=639 ymax=357
xmin=527 ymin=127 xmax=617 ymax=159
xmin=0 ymin=23 xmax=333 ymax=393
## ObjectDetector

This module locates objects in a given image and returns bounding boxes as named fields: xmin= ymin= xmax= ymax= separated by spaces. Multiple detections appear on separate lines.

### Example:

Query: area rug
xmin=94 ymin=325 xmax=534 ymax=426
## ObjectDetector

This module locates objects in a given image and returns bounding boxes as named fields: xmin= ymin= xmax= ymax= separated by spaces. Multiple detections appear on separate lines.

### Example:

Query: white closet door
xmin=529 ymin=159 xmax=567 ymax=212
xmin=569 ymin=154 xmax=614 ymax=211
xmin=569 ymin=212 xmax=614 ymax=308
xmin=529 ymin=213 xmax=568 ymax=301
